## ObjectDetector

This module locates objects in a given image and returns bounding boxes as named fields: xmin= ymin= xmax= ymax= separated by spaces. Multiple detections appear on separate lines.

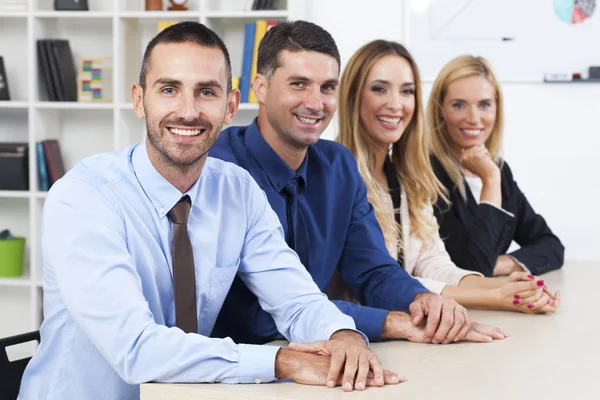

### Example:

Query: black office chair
xmin=0 ymin=331 xmax=40 ymax=400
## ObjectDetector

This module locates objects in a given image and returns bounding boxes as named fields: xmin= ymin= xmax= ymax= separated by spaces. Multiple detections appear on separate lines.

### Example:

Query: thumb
xmin=287 ymin=341 xmax=330 ymax=356
xmin=410 ymin=302 xmax=425 ymax=326
xmin=509 ymin=279 xmax=540 ymax=293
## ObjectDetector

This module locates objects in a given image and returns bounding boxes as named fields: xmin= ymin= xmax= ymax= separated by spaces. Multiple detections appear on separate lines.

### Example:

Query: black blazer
xmin=431 ymin=156 xmax=564 ymax=277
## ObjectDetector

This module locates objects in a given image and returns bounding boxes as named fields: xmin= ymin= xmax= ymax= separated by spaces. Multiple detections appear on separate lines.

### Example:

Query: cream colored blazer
xmin=382 ymin=187 xmax=482 ymax=294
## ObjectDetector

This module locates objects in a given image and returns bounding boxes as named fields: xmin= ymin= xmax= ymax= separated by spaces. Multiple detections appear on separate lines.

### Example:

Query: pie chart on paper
xmin=554 ymin=0 xmax=596 ymax=24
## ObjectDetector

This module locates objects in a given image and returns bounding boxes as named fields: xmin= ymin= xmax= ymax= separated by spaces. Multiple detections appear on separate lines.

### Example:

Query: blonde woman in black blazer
xmin=427 ymin=55 xmax=565 ymax=282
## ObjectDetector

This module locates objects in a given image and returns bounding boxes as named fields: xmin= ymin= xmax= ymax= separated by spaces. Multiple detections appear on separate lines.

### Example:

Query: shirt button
xmin=159 ymin=207 xmax=164 ymax=213
xmin=254 ymin=378 xmax=262 ymax=384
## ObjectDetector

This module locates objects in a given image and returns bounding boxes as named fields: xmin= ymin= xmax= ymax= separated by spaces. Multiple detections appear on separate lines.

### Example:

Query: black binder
xmin=0 ymin=57 xmax=10 ymax=101
xmin=54 ymin=0 xmax=89 ymax=11
xmin=0 ymin=143 xmax=29 ymax=191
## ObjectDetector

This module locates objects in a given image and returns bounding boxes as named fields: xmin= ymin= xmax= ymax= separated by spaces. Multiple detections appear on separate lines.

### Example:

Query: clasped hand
xmin=498 ymin=271 xmax=560 ymax=313
xmin=277 ymin=330 xmax=403 ymax=391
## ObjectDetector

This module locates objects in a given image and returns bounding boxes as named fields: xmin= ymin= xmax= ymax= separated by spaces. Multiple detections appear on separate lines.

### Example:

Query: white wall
xmin=291 ymin=0 xmax=600 ymax=261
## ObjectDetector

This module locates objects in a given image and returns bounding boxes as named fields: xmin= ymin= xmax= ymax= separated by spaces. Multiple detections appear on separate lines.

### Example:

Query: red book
xmin=266 ymin=20 xmax=278 ymax=32
xmin=41 ymin=139 xmax=66 ymax=186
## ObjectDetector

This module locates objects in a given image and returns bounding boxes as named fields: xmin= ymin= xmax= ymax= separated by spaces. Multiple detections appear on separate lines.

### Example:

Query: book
xmin=36 ymin=142 xmax=50 ymax=191
xmin=240 ymin=22 xmax=256 ymax=103
xmin=53 ymin=40 xmax=78 ymax=101
xmin=0 ymin=143 xmax=28 ymax=191
xmin=37 ymin=41 xmax=57 ymax=101
xmin=47 ymin=40 xmax=67 ymax=101
xmin=37 ymin=40 xmax=78 ymax=101
xmin=53 ymin=0 xmax=88 ymax=11
xmin=266 ymin=20 xmax=278 ymax=31
xmin=157 ymin=21 xmax=178 ymax=33
xmin=41 ymin=140 xmax=66 ymax=187
xmin=248 ymin=20 xmax=268 ymax=103
xmin=0 ymin=56 xmax=10 ymax=101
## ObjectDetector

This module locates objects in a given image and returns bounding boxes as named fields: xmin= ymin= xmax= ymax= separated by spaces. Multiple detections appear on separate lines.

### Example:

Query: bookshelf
xmin=0 ymin=0 xmax=292 ymax=340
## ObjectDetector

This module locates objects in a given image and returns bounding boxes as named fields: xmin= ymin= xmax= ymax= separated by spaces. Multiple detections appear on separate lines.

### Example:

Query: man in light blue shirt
xmin=18 ymin=22 xmax=401 ymax=400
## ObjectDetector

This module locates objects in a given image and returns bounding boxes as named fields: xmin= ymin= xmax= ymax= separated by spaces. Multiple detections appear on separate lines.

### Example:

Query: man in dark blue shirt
xmin=210 ymin=21 xmax=501 ymax=344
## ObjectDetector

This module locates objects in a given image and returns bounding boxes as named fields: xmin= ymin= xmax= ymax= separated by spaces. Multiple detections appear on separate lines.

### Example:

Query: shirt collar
xmin=244 ymin=119 xmax=308 ymax=193
xmin=131 ymin=143 xmax=201 ymax=219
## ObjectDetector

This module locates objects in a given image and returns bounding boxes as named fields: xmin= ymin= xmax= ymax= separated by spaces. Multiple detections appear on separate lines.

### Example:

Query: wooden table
xmin=141 ymin=261 xmax=600 ymax=399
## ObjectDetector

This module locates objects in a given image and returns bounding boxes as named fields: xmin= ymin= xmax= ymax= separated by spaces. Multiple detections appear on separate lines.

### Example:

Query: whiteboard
xmin=405 ymin=0 xmax=600 ymax=81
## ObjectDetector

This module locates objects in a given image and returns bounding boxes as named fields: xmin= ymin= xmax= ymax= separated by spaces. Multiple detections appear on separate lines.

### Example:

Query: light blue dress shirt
xmin=18 ymin=143 xmax=360 ymax=400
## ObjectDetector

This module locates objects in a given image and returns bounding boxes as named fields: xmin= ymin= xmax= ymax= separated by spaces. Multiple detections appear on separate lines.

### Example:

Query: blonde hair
xmin=337 ymin=40 xmax=445 ymax=251
xmin=427 ymin=55 xmax=504 ymax=199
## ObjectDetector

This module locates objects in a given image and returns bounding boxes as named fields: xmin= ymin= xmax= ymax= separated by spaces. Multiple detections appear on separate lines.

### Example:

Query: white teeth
xmin=462 ymin=129 xmax=481 ymax=137
xmin=377 ymin=116 xmax=401 ymax=124
xmin=296 ymin=115 xmax=319 ymax=125
xmin=169 ymin=128 xmax=201 ymax=136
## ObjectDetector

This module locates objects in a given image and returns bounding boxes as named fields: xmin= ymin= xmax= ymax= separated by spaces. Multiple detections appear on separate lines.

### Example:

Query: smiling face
xmin=442 ymin=75 xmax=497 ymax=150
xmin=133 ymin=42 xmax=237 ymax=168
xmin=359 ymin=55 xmax=416 ymax=148
xmin=256 ymin=50 xmax=339 ymax=149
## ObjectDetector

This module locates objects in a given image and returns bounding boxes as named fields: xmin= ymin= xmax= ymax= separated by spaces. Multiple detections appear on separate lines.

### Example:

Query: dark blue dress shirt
xmin=209 ymin=120 xmax=428 ymax=342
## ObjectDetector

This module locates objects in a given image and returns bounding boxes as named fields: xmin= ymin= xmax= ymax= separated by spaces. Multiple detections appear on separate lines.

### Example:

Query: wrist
xmin=414 ymin=292 xmax=431 ymax=302
xmin=489 ymin=287 xmax=509 ymax=309
xmin=381 ymin=312 xmax=411 ymax=340
xmin=274 ymin=348 xmax=295 ymax=380
xmin=330 ymin=329 xmax=366 ymax=346
xmin=482 ymin=172 xmax=500 ymax=186
xmin=508 ymin=257 xmax=524 ymax=273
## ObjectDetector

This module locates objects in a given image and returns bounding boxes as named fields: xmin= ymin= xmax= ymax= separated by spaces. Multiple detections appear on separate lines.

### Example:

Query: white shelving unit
xmin=0 ymin=0 xmax=291 ymax=340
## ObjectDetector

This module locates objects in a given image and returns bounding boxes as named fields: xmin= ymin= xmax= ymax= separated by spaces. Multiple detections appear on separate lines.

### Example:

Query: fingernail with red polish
xmin=512 ymin=300 xmax=520 ymax=305
xmin=537 ymin=280 xmax=544 ymax=286
xmin=514 ymin=294 xmax=520 ymax=299
xmin=550 ymin=300 xmax=556 ymax=306
xmin=527 ymin=304 xmax=534 ymax=309
xmin=528 ymin=275 xmax=534 ymax=279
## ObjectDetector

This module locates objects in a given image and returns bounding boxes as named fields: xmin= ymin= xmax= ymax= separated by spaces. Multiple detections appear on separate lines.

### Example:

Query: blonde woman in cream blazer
xmin=383 ymin=186 xmax=478 ymax=295
xmin=335 ymin=39 xmax=559 ymax=313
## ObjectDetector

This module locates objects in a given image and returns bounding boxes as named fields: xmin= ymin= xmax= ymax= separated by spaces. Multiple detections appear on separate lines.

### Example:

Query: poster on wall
xmin=405 ymin=0 xmax=599 ymax=82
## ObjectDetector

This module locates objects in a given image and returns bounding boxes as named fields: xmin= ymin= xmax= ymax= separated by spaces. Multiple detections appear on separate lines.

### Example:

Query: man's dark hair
xmin=257 ymin=20 xmax=340 ymax=80
xmin=139 ymin=21 xmax=232 ymax=92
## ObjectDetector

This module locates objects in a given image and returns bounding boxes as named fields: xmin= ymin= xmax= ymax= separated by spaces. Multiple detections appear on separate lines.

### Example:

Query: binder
xmin=0 ymin=143 xmax=29 ymax=191
xmin=0 ymin=56 xmax=10 ymax=101
xmin=240 ymin=22 xmax=256 ymax=103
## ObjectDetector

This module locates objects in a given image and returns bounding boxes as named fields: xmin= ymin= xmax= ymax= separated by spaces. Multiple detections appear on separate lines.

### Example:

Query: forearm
xmin=332 ymin=300 xmax=388 ymax=342
xmin=115 ymin=325 xmax=280 ymax=384
xmin=508 ymin=240 xmax=565 ymax=275
xmin=479 ymin=173 xmax=502 ymax=207
xmin=493 ymin=255 xmax=525 ymax=276
xmin=355 ymin=266 xmax=428 ymax=311
xmin=457 ymin=274 xmax=507 ymax=289
xmin=440 ymin=285 xmax=501 ymax=309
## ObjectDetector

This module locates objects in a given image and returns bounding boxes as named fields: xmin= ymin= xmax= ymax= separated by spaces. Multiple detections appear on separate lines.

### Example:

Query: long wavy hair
xmin=427 ymin=55 xmax=504 ymax=199
xmin=337 ymin=40 xmax=445 ymax=251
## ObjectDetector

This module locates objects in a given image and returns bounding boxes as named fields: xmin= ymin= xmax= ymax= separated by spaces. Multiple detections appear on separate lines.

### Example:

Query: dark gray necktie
xmin=168 ymin=196 xmax=198 ymax=333
xmin=283 ymin=178 xmax=310 ymax=270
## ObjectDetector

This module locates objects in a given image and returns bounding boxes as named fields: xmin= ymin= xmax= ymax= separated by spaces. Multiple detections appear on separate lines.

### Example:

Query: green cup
xmin=0 ymin=237 xmax=26 ymax=277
